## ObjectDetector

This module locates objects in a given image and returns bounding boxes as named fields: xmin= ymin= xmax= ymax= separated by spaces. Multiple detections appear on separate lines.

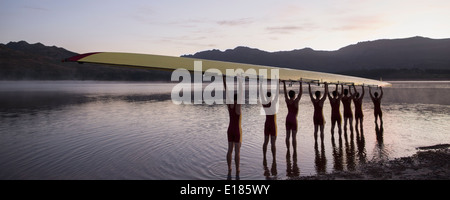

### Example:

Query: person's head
xmin=374 ymin=92 xmax=379 ymax=98
xmin=355 ymin=92 xmax=360 ymax=98
xmin=332 ymin=91 xmax=337 ymax=98
xmin=288 ymin=90 xmax=295 ymax=99
xmin=315 ymin=91 xmax=321 ymax=98
xmin=343 ymin=89 xmax=349 ymax=96
xmin=266 ymin=91 xmax=273 ymax=101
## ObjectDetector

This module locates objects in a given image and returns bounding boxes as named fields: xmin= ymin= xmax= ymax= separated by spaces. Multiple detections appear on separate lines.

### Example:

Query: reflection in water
xmin=355 ymin=124 xmax=367 ymax=165
xmin=1 ymin=81 xmax=449 ymax=179
xmin=286 ymin=150 xmax=300 ymax=178
xmin=373 ymin=123 xmax=388 ymax=161
xmin=0 ymin=91 xmax=172 ymax=115
xmin=314 ymin=142 xmax=327 ymax=175
xmin=376 ymin=124 xmax=384 ymax=144
xmin=331 ymin=135 xmax=344 ymax=172
xmin=344 ymin=132 xmax=356 ymax=171
xmin=356 ymin=131 xmax=367 ymax=165
xmin=0 ymin=92 xmax=89 ymax=114
xmin=263 ymin=159 xmax=278 ymax=180
xmin=331 ymin=126 xmax=367 ymax=173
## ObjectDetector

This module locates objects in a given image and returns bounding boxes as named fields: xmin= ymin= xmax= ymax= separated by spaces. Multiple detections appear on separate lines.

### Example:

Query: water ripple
xmin=0 ymin=81 xmax=449 ymax=179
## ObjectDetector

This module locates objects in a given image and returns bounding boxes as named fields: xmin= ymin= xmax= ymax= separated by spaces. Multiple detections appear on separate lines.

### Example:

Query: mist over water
xmin=383 ymin=81 xmax=450 ymax=105
xmin=0 ymin=81 xmax=448 ymax=179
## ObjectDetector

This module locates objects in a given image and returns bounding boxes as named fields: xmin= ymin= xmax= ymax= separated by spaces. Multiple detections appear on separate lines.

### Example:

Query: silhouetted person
xmin=282 ymin=80 xmax=302 ymax=152
xmin=223 ymin=76 xmax=243 ymax=180
xmin=309 ymin=82 xmax=328 ymax=143
xmin=352 ymin=85 xmax=365 ymax=133
xmin=260 ymin=80 xmax=279 ymax=164
xmin=327 ymin=84 xmax=343 ymax=136
xmin=341 ymin=85 xmax=356 ymax=134
xmin=369 ymin=86 xmax=384 ymax=126
xmin=373 ymin=89 xmax=385 ymax=161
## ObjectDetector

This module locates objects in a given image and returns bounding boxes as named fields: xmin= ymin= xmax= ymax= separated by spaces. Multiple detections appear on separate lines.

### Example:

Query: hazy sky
xmin=1 ymin=0 xmax=449 ymax=56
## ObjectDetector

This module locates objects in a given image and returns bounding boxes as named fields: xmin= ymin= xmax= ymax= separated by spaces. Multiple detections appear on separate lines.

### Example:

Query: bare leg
xmin=360 ymin=118 xmax=364 ymax=134
xmin=292 ymin=130 xmax=297 ymax=153
xmin=285 ymin=128 xmax=291 ymax=151
xmin=349 ymin=117 xmax=354 ymax=134
xmin=331 ymin=120 xmax=336 ymax=136
xmin=320 ymin=124 xmax=325 ymax=142
xmin=344 ymin=117 xmax=348 ymax=132
xmin=338 ymin=119 xmax=342 ymax=135
xmin=314 ymin=124 xmax=319 ymax=142
xmin=263 ymin=135 xmax=269 ymax=163
xmin=234 ymin=142 xmax=241 ymax=178
xmin=271 ymin=135 xmax=277 ymax=161
xmin=227 ymin=142 xmax=234 ymax=175
xmin=379 ymin=113 xmax=383 ymax=126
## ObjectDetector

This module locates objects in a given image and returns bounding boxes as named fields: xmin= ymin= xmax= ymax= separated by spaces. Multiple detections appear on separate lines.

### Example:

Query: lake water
xmin=0 ymin=81 xmax=449 ymax=180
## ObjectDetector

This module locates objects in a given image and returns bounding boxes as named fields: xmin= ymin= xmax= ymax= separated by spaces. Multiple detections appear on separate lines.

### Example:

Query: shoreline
xmin=294 ymin=145 xmax=450 ymax=180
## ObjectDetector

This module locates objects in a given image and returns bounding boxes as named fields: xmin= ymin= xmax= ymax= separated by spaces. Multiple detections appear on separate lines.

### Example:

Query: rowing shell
xmin=64 ymin=52 xmax=391 ymax=87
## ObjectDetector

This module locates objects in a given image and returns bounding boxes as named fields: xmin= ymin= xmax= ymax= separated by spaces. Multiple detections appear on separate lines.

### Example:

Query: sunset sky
xmin=1 ymin=0 xmax=449 ymax=56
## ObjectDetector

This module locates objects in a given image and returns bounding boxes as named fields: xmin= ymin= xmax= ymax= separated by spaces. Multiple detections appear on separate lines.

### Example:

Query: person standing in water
xmin=352 ymin=85 xmax=365 ymax=132
xmin=369 ymin=86 xmax=384 ymax=126
xmin=327 ymin=84 xmax=343 ymax=136
xmin=223 ymin=75 xmax=243 ymax=180
xmin=341 ymin=85 xmax=356 ymax=133
xmin=308 ymin=82 xmax=328 ymax=143
xmin=282 ymin=80 xmax=302 ymax=152
xmin=260 ymin=79 xmax=279 ymax=164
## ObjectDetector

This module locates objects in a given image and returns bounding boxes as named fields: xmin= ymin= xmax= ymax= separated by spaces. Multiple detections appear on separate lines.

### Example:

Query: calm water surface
xmin=0 ymin=81 xmax=449 ymax=179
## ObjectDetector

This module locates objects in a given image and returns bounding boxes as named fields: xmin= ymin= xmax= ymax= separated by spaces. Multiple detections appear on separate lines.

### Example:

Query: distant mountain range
xmin=0 ymin=41 xmax=171 ymax=81
xmin=1 ymin=36 xmax=449 ymax=80
xmin=183 ymin=36 xmax=450 ymax=80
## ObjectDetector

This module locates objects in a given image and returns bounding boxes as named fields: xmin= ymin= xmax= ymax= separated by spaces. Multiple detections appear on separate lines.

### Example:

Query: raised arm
xmin=349 ymin=85 xmax=356 ymax=99
xmin=352 ymin=85 xmax=357 ymax=95
xmin=321 ymin=83 xmax=328 ymax=102
xmin=308 ymin=83 xmax=314 ymax=101
xmin=282 ymin=81 xmax=288 ymax=100
xmin=223 ymin=75 xmax=231 ymax=104
xmin=369 ymin=86 xmax=375 ymax=101
xmin=295 ymin=81 xmax=302 ymax=102
xmin=222 ymin=75 xmax=227 ymax=90
xmin=259 ymin=78 xmax=268 ymax=104
xmin=327 ymin=84 xmax=333 ymax=100
xmin=379 ymin=87 xmax=383 ymax=99
xmin=275 ymin=78 xmax=280 ymax=102
xmin=237 ymin=75 xmax=244 ymax=104
xmin=360 ymin=85 xmax=365 ymax=99
xmin=339 ymin=84 xmax=344 ymax=99
xmin=236 ymin=75 xmax=244 ymax=114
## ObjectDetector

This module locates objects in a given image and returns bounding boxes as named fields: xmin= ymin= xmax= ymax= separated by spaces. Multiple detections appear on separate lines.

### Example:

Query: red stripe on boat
xmin=62 ymin=52 xmax=100 ymax=62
